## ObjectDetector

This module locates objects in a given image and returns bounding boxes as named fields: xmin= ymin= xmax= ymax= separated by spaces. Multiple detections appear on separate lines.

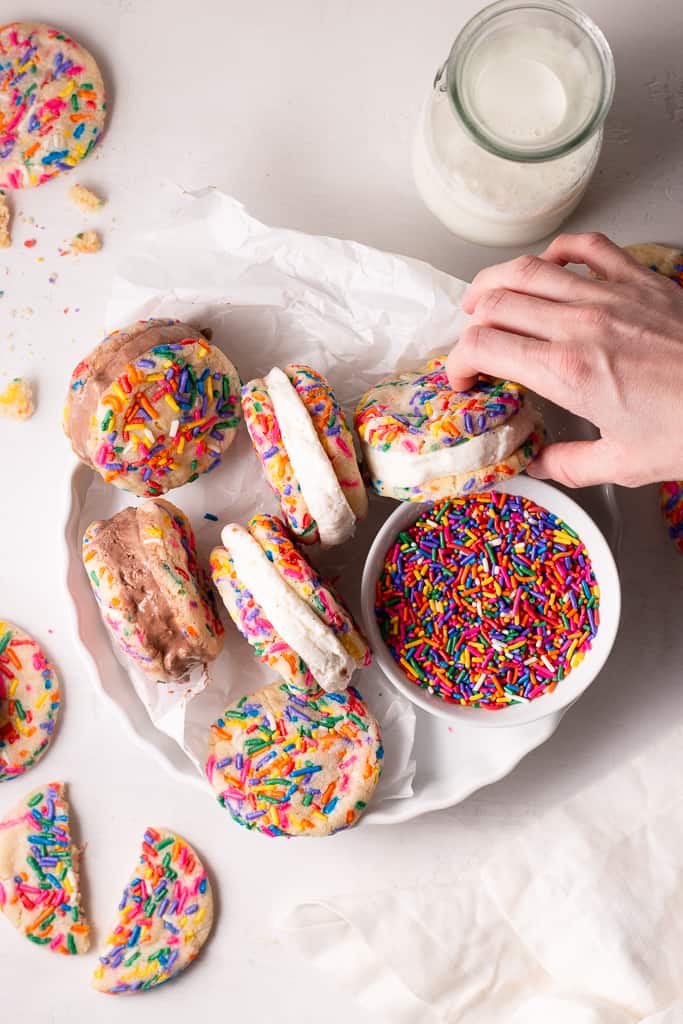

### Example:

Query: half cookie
xmin=242 ymin=364 xmax=367 ymax=546
xmin=64 ymin=318 xmax=241 ymax=496
xmin=621 ymin=243 xmax=683 ymax=557
xmin=83 ymin=499 xmax=224 ymax=682
xmin=210 ymin=513 xmax=371 ymax=693
xmin=0 ymin=621 xmax=61 ymax=781
xmin=354 ymin=359 xmax=544 ymax=501
xmin=206 ymin=682 xmax=383 ymax=837
xmin=0 ymin=23 xmax=106 ymax=189
xmin=93 ymin=828 xmax=213 ymax=994
xmin=0 ymin=782 xmax=89 ymax=953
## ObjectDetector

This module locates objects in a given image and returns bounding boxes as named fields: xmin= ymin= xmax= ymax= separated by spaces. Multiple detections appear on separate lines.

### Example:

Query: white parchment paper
xmin=89 ymin=188 xmax=474 ymax=811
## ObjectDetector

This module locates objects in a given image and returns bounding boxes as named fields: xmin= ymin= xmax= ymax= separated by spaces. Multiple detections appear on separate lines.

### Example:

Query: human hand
xmin=446 ymin=232 xmax=683 ymax=488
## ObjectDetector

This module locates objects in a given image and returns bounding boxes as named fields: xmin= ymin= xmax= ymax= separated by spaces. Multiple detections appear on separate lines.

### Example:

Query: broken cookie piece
xmin=71 ymin=230 xmax=101 ymax=254
xmin=0 ymin=191 xmax=10 ymax=248
xmin=69 ymin=184 xmax=104 ymax=212
xmin=0 ymin=782 xmax=90 ymax=954
xmin=0 ymin=378 xmax=34 ymax=420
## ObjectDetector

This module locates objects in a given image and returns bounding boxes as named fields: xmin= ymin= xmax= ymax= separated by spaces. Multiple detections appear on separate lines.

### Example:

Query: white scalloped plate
xmin=63 ymin=443 xmax=620 ymax=826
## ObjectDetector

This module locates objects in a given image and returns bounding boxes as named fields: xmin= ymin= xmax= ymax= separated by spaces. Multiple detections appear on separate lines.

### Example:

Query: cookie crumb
xmin=71 ymin=230 xmax=101 ymax=254
xmin=0 ymin=378 xmax=34 ymax=420
xmin=0 ymin=192 xmax=10 ymax=248
xmin=69 ymin=183 xmax=104 ymax=211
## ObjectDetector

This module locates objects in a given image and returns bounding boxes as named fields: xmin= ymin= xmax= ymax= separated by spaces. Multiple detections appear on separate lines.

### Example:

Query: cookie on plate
xmin=93 ymin=828 xmax=212 ymax=994
xmin=0 ymin=22 xmax=106 ymax=189
xmin=211 ymin=513 xmax=370 ymax=693
xmin=354 ymin=358 xmax=544 ymax=501
xmin=83 ymin=499 xmax=224 ymax=682
xmin=206 ymin=681 xmax=383 ymax=837
xmin=0 ymin=782 xmax=90 ymax=953
xmin=242 ymin=365 xmax=367 ymax=546
xmin=64 ymin=318 xmax=241 ymax=496
xmin=622 ymin=244 xmax=683 ymax=556
xmin=0 ymin=621 xmax=61 ymax=782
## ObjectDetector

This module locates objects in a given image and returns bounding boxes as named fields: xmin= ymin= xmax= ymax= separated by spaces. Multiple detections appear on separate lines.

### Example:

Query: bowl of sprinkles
xmin=362 ymin=476 xmax=620 ymax=726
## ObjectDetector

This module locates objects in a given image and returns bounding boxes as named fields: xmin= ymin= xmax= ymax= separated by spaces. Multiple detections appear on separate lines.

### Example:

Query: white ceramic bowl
xmin=361 ymin=476 xmax=621 ymax=727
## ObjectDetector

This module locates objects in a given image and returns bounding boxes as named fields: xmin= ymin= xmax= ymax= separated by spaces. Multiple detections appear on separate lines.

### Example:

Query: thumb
xmin=527 ymin=440 xmax=617 ymax=489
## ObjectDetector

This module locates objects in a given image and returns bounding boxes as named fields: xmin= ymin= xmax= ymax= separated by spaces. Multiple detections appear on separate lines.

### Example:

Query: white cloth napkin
xmin=281 ymin=722 xmax=683 ymax=1023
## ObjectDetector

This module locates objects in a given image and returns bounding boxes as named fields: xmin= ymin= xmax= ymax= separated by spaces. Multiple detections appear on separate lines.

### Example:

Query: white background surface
xmin=1 ymin=1 xmax=682 ymax=1019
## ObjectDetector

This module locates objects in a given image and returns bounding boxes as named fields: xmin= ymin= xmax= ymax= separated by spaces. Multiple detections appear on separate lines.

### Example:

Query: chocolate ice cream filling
xmin=93 ymin=506 xmax=204 ymax=680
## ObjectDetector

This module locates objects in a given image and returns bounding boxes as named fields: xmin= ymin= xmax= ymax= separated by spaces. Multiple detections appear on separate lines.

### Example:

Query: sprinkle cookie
xmin=64 ymin=319 xmax=241 ymax=496
xmin=0 ymin=621 xmax=60 ymax=781
xmin=624 ymin=242 xmax=683 ymax=285
xmin=375 ymin=494 xmax=600 ymax=708
xmin=0 ymin=22 xmax=106 ymax=189
xmin=354 ymin=359 xmax=544 ymax=501
xmin=93 ymin=828 xmax=213 ymax=994
xmin=242 ymin=365 xmax=367 ymax=546
xmin=660 ymin=482 xmax=683 ymax=554
xmin=83 ymin=499 xmax=224 ymax=682
xmin=621 ymin=243 xmax=683 ymax=555
xmin=211 ymin=513 xmax=370 ymax=693
xmin=0 ymin=782 xmax=89 ymax=953
xmin=206 ymin=682 xmax=383 ymax=837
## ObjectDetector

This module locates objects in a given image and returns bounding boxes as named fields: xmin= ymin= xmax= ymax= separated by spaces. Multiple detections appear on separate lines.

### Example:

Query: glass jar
xmin=413 ymin=0 xmax=615 ymax=246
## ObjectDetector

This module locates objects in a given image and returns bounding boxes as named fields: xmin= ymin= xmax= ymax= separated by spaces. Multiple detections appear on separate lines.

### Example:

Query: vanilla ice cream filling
xmin=365 ymin=405 xmax=537 ymax=487
xmin=222 ymin=525 xmax=357 ymax=692
xmin=265 ymin=367 xmax=356 ymax=546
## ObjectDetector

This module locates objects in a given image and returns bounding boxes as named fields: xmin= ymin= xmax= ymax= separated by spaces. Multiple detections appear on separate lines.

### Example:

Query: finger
xmin=461 ymin=253 xmax=603 ymax=313
xmin=541 ymin=232 xmax=651 ymax=283
xmin=468 ymin=288 xmax=587 ymax=343
xmin=527 ymin=439 xmax=617 ymax=488
xmin=446 ymin=326 xmax=568 ymax=406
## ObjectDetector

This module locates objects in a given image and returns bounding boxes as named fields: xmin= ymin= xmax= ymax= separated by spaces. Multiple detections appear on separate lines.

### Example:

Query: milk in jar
xmin=413 ymin=0 xmax=615 ymax=246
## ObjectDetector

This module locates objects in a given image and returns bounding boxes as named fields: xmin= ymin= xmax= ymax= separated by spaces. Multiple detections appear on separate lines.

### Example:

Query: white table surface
xmin=1 ymin=1 xmax=683 ymax=1019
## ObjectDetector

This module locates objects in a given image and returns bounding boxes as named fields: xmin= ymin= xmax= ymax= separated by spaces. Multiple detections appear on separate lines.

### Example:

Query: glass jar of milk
xmin=413 ymin=0 xmax=615 ymax=246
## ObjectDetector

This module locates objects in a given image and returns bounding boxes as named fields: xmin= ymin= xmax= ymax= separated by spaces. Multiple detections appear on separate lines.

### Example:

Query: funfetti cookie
xmin=0 ymin=621 xmax=61 ymax=782
xmin=0 ymin=782 xmax=90 ymax=953
xmin=211 ymin=513 xmax=370 ymax=694
xmin=242 ymin=364 xmax=367 ymax=546
xmin=354 ymin=359 xmax=544 ymax=501
xmin=206 ymin=681 xmax=383 ymax=837
xmin=623 ymin=243 xmax=683 ymax=285
xmin=621 ymin=244 xmax=683 ymax=556
xmin=660 ymin=481 xmax=683 ymax=555
xmin=93 ymin=828 xmax=213 ymax=994
xmin=83 ymin=499 xmax=224 ymax=683
xmin=64 ymin=318 xmax=241 ymax=497
xmin=0 ymin=23 xmax=106 ymax=189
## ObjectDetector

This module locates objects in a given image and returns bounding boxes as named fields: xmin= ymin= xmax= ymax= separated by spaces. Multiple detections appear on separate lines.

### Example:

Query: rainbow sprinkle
xmin=206 ymin=683 xmax=383 ymax=837
xmin=660 ymin=481 xmax=683 ymax=554
xmin=375 ymin=494 xmax=600 ymax=709
xmin=0 ymin=23 xmax=106 ymax=189
xmin=0 ymin=782 xmax=89 ymax=953
xmin=93 ymin=828 xmax=212 ymax=994
xmin=0 ymin=621 xmax=61 ymax=780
